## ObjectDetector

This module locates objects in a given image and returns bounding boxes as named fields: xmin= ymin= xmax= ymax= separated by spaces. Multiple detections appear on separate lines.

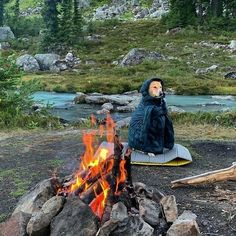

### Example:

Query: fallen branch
xmin=171 ymin=162 xmax=236 ymax=188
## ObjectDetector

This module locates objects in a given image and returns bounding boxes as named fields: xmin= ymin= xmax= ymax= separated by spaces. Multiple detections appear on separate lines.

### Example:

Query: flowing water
xmin=32 ymin=92 xmax=236 ymax=122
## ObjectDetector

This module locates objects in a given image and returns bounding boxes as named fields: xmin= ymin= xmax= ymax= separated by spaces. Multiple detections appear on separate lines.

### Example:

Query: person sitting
xmin=128 ymin=77 xmax=174 ymax=155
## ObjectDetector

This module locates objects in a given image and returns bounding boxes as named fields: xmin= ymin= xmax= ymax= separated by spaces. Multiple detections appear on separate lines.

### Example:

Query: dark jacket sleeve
xmin=164 ymin=115 xmax=174 ymax=149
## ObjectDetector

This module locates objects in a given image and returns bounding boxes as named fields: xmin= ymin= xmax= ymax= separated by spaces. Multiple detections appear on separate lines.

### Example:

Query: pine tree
xmin=0 ymin=0 xmax=4 ymax=26
xmin=13 ymin=0 xmax=20 ymax=19
xmin=167 ymin=0 xmax=197 ymax=28
xmin=58 ymin=0 xmax=73 ymax=44
xmin=71 ymin=0 xmax=83 ymax=44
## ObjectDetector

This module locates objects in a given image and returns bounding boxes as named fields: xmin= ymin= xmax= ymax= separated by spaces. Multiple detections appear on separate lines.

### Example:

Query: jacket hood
xmin=140 ymin=78 xmax=165 ymax=97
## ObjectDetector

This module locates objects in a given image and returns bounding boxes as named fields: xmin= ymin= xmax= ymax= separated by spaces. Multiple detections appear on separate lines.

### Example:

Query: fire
xmin=89 ymin=179 xmax=110 ymax=219
xmin=115 ymin=159 xmax=127 ymax=195
xmin=57 ymin=114 xmax=127 ymax=219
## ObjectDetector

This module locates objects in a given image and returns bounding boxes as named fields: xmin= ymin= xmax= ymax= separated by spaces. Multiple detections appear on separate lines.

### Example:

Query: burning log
xmin=171 ymin=162 xmax=236 ymax=188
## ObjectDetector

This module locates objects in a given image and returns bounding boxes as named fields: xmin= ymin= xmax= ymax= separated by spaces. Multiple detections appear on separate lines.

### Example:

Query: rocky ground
xmin=0 ymin=129 xmax=235 ymax=235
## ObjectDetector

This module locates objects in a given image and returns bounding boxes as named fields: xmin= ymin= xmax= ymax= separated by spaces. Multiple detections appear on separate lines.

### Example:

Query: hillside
xmin=3 ymin=0 xmax=236 ymax=95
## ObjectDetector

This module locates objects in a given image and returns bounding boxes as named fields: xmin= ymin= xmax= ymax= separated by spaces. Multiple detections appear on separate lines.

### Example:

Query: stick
xmin=171 ymin=162 xmax=236 ymax=188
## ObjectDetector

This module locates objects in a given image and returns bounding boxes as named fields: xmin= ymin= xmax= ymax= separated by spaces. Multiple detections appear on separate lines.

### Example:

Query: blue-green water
xmin=32 ymin=92 xmax=236 ymax=122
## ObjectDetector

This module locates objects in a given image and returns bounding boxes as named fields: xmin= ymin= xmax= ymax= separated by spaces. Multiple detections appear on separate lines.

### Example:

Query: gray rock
xmin=119 ymin=48 xmax=165 ymax=66
xmin=168 ymin=106 xmax=185 ymax=113
xmin=13 ymin=179 xmax=55 ymax=216
xmin=85 ymin=94 xmax=135 ymax=105
xmin=74 ymin=92 xmax=87 ymax=104
xmin=224 ymin=71 xmax=236 ymax=79
xmin=135 ymin=8 xmax=149 ymax=19
xmin=50 ymin=60 xmax=68 ymax=72
xmin=85 ymin=60 xmax=96 ymax=65
xmin=0 ymin=211 xmax=31 ymax=236
xmin=195 ymin=65 xmax=218 ymax=74
xmin=112 ymin=215 xmax=154 ymax=236
xmin=229 ymin=40 xmax=236 ymax=49
xmin=51 ymin=196 xmax=98 ymax=236
xmin=85 ymin=34 xmax=102 ymax=43
xmin=122 ymin=90 xmax=139 ymax=95
xmin=16 ymin=54 xmax=40 ymax=72
xmin=116 ymin=117 xmax=131 ymax=129
xmin=97 ymin=202 xmax=129 ymax=236
xmin=65 ymin=52 xmax=81 ymax=68
xmin=116 ymin=105 xmax=135 ymax=112
xmin=160 ymin=195 xmax=178 ymax=223
xmin=167 ymin=210 xmax=201 ymax=236
xmin=26 ymin=196 xmax=64 ymax=236
xmin=34 ymin=53 xmax=60 ymax=71
xmin=101 ymin=103 xmax=114 ymax=111
xmin=78 ymin=0 xmax=91 ymax=9
xmin=139 ymin=198 xmax=161 ymax=226
xmin=96 ymin=108 xmax=110 ymax=114
xmin=0 ymin=42 xmax=11 ymax=50
xmin=0 ymin=26 xmax=15 ymax=41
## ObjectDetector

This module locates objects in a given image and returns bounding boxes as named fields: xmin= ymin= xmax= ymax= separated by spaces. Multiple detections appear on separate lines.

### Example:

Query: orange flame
xmin=89 ymin=179 xmax=110 ymax=219
xmin=91 ymin=114 xmax=96 ymax=127
xmin=106 ymin=114 xmax=115 ymax=143
xmin=115 ymin=159 xmax=127 ymax=195
xmin=57 ymin=114 xmax=128 ymax=218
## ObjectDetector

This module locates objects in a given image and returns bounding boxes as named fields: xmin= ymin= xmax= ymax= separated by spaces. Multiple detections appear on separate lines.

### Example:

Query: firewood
xmin=80 ymin=174 xmax=114 ymax=204
xmin=171 ymin=162 xmax=236 ymax=188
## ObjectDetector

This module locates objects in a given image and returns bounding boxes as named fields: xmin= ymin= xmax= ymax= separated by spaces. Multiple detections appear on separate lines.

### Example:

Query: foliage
xmin=0 ymin=54 xmax=61 ymax=129
xmin=164 ymin=0 xmax=236 ymax=30
xmin=170 ymin=111 xmax=236 ymax=127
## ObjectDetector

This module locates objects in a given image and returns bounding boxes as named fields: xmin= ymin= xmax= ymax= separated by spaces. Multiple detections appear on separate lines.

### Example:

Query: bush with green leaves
xmin=0 ymin=54 xmax=60 ymax=129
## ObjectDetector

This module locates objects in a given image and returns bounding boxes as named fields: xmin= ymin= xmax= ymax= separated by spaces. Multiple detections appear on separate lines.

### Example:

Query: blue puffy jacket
xmin=128 ymin=78 xmax=174 ymax=154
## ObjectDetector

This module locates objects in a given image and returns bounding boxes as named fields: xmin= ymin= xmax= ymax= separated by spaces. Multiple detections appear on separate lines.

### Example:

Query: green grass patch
xmin=19 ymin=19 xmax=236 ymax=95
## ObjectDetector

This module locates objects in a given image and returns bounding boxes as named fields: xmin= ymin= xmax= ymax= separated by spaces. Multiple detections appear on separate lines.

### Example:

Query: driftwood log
xmin=171 ymin=162 xmax=236 ymax=188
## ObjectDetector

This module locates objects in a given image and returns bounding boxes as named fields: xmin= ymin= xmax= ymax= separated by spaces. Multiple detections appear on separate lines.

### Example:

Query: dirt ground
xmin=0 ymin=129 xmax=235 ymax=236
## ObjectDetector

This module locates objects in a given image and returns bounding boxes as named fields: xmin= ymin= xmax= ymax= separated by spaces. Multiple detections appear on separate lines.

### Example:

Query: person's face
xmin=148 ymin=81 xmax=163 ymax=97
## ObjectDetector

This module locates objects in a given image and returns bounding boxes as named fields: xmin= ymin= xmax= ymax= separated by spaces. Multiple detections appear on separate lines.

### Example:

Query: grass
xmin=19 ymin=19 xmax=236 ymax=95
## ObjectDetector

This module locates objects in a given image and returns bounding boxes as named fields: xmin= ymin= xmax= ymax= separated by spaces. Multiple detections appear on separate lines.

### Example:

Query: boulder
xmin=0 ymin=27 xmax=15 ymax=41
xmin=134 ymin=8 xmax=149 ymax=19
xmin=195 ymin=65 xmax=218 ymax=74
xmin=119 ymin=48 xmax=165 ymax=66
xmin=26 ymin=196 xmax=64 ymax=236
xmin=224 ymin=71 xmax=236 ymax=79
xmin=229 ymin=40 xmax=236 ymax=49
xmin=101 ymin=103 xmax=114 ymax=111
xmin=74 ymin=92 xmax=87 ymax=104
xmin=50 ymin=60 xmax=68 ymax=72
xmin=16 ymin=54 xmax=40 ymax=72
xmin=77 ymin=0 xmax=91 ymax=9
xmin=65 ymin=52 xmax=81 ymax=68
xmin=0 ymin=212 xmax=31 ymax=236
xmin=166 ymin=211 xmax=201 ymax=236
xmin=34 ymin=53 xmax=60 ymax=71
xmin=116 ymin=117 xmax=131 ymax=129
xmin=50 ymin=196 xmax=98 ymax=236
xmin=139 ymin=198 xmax=161 ymax=226
xmin=160 ymin=195 xmax=178 ymax=223
xmin=0 ymin=42 xmax=11 ymax=50
xmin=13 ymin=179 xmax=55 ymax=216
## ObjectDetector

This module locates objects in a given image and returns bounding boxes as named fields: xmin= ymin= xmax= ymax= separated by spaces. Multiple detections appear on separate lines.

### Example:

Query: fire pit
xmin=1 ymin=115 xmax=201 ymax=236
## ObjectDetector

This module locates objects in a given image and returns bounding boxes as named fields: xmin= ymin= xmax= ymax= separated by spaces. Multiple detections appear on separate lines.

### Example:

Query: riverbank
xmin=0 ymin=127 xmax=235 ymax=235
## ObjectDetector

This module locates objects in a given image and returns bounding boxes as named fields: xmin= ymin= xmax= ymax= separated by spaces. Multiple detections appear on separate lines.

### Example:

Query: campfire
xmin=56 ymin=114 xmax=130 ymax=220
xmin=1 ymin=114 xmax=201 ymax=236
